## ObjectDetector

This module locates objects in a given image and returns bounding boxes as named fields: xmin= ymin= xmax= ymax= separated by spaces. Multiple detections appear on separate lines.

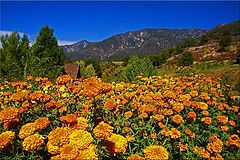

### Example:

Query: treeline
xmin=0 ymin=25 xmax=66 ymax=80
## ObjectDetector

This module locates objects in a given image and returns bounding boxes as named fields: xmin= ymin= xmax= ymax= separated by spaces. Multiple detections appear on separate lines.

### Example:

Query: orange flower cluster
xmin=207 ymin=136 xmax=223 ymax=153
xmin=0 ymin=131 xmax=15 ymax=149
xmin=93 ymin=121 xmax=114 ymax=139
xmin=56 ymin=75 xmax=71 ymax=84
xmin=177 ymin=142 xmax=188 ymax=152
xmin=227 ymin=134 xmax=240 ymax=148
xmin=104 ymin=133 xmax=128 ymax=155
xmin=143 ymin=145 xmax=169 ymax=160
xmin=0 ymin=107 xmax=20 ymax=129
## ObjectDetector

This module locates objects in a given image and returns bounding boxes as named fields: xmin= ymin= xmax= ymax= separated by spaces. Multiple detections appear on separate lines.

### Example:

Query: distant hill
xmin=61 ymin=28 xmax=206 ymax=60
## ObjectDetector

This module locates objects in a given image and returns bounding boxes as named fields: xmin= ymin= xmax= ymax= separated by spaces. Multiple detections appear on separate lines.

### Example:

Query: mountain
xmin=61 ymin=28 xmax=207 ymax=60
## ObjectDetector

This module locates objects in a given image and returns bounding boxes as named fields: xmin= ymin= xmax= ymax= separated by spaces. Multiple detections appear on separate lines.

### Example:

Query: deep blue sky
xmin=1 ymin=1 xmax=240 ymax=43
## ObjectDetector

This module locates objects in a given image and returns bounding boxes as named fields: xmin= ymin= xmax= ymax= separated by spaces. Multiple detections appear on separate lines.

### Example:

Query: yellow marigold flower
xmin=23 ymin=134 xmax=44 ymax=152
xmin=193 ymin=146 xmax=210 ymax=159
xmin=0 ymin=131 xmax=15 ymax=149
xmin=105 ymin=133 xmax=128 ymax=155
xmin=77 ymin=144 xmax=98 ymax=160
xmin=0 ymin=107 xmax=19 ymax=127
xmin=161 ymin=128 xmax=171 ymax=137
xmin=154 ymin=114 xmax=164 ymax=121
xmin=19 ymin=123 xmax=37 ymax=139
xmin=198 ymin=102 xmax=208 ymax=110
xmin=226 ymin=134 xmax=240 ymax=148
xmin=69 ymin=130 xmax=93 ymax=149
xmin=170 ymin=128 xmax=181 ymax=139
xmin=172 ymin=114 xmax=184 ymax=125
xmin=127 ymin=154 xmax=145 ymax=160
xmin=190 ymin=90 xmax=198 ymax=97
xmin=143 ymin=145 xmax=169 ymax=160
xmin=60 ymin=144 xmax=79 ymax=160
xmin=221 ymin=125 xmax=229 ymax=132
xmin=178 ymin=142 xmax=188 ymax=152
xmin=47 ymin=142 xmax=60 ymax=155
xmin=93 ymin=121 xmax=113 ymax=139
xmin=34 ymin=117 xmax=50 ymax=130
xmin=76 ymin=117 xmax=89 ymax=130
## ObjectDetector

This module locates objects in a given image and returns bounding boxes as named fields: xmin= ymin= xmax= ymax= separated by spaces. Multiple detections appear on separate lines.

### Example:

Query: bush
xmin=122 ymin=56 xmax=156 ymax=82
xmin=218 ymin=34 xmax=232 ymax=52
xmin=76 ymin=60 xmax=96 ymax=78
xmin=178 ymin=51 xmax=194 ymax=66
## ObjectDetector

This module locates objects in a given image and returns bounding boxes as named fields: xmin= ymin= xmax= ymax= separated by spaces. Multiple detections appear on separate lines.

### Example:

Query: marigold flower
xmin=153 ymin=114 xmax=164 ymax=121
xmin=93 ymin=121 xmax=113 ymax=139
xmin=201 ymin=117 xmax=212 ymax=125
xmin=124 ymin=111 xmax=133 ymax=119
xmin=172 ymin=114 xmax=184 ymax=125
xmin=198 ymin=102 xmax=208 ymax=110
xmin=150 ymin=133 xmax=157 ymax=139
xmin=178 ymin=142 xmax=188 ymax=152
xmin=210 ymin=154 xmax=224 ymax=160
xmin=229 ymin=120 xmax=236 ymax=127
xmin=193 ymin=146 xmax=210 ymax=159
xmin=0 ymin=107 xmax=19 ymax=124
xmin=105 ymin=133 xmax=128 ymax=155
xmin=69 ymin=130 xmax=93 ymax=149
xmin=60 ymin=144 xmax=79 ymax=160
xmin=139 ymin=112 xmax=148 ymax=118
xmin=127 ymin=154 xmax=145 ymax=160
xmin=163 ymin=90 xmax=176 ymax=99
xmin=57 ymin=75 xmax=71 ymax=84
xmin=0 ymin=131 xmax=15 ymax=149
xmin=187 ymin=111 xmax=196 ymax=122
xmin=216 ymin=116 xmax=228 ymax=125
xmin=172 ymin=102 xmax=184 ymax=112
xmin=126 ymin=135 xmax=135 ymax=142
xmin=201 ymin=110 xmax=209 ymax=116
xmin=143 ymin=145 xmax=169 ymax=160
xmin=161 ymin=128 xmax=171 ymax=137
xmin=190 ymin=90 xmax=198 ymax=97
xmin=227 ymin=134 xmax=240 ymax=148
xmin=220 ymin=125 xmax=229 ymax=132
xmin=60 ymin=114 xmax=77 ymax=124
xmin=77 ymin=144 xmax=98 ymax=160
xmin=34 ymin=117 xmax=50 ymax=130
xmin=23 ymin=134 xmax=44 ymax=152
xmin=19 ymin=123 xmax=37 ymax=139
xmin=170 ymin=128 xmax=181 ymax=139
xmin=76 ymin=117 xmax=89 ymax=130
xmin=207 ymin=137 xmax=223 ymax=153
xmin=104 ymin=98 xmax=116 ymax=110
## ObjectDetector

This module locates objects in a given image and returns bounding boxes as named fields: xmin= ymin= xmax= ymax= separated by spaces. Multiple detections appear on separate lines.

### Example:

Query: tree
xmin=76 ymin=60 xmax=96 ymax=78
xmin=30 ymin=25 xmax=66 ymax=78
xmin=85 ymin=59 xmax=102 ymax=77
xmin=200 ymin=34 xmax=209 ymax=45
xmin=218 ymin=35 xmax=232 ymax=52
xmin=122 ymin=56 xmax=156 ymax=82
xmin=178 ymin=51 xmax=194 ymax=66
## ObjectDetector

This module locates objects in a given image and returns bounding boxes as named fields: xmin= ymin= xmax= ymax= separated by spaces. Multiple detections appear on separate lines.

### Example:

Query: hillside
xmin=62 ymin=28 xmax=206 ymax=60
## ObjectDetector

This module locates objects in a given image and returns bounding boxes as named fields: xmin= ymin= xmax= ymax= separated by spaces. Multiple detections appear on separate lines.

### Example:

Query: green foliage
xmin=76 ymin=60 xmax=97 ymax=78
xmin=200 ymin=34 xmax=209 ymax=45
xmin=218 ymin=34 xmax=232 ymax=52
xmin=147 ymin=53 xmax=167 ymax=67
xmin=85 ymin=59 xmax=102 ymax=77
xmin=178 ymin=51 xmax=194 ymax=66
xmin=122 ymin=56 xmax=156 ymax=82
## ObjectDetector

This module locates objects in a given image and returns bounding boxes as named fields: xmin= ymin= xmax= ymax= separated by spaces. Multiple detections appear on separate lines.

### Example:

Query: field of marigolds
xmin=0 ymin=71 xmax=240 ymax=159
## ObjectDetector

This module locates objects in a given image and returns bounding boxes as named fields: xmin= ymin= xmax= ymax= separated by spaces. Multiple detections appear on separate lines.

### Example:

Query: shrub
xmin=122 ymin=56 xmax=156 ymax=82
xmin=178 ymin=51 xmax=194 ymax=66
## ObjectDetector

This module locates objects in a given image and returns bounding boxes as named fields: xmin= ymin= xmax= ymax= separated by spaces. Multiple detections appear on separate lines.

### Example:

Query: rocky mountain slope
xmin=61 ymin=28 xmax=206 ymax=60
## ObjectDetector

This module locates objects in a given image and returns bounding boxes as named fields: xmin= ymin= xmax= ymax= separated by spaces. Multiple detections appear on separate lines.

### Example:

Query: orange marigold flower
xmin=220 ymin=125 xmax=229 ymax=132
xmin=124 ymin=111 xmax=133 ymax=119
xmin=143 ymin=145 xmax=169 ymax=160
xmin=59 ymin=144 xmax=79 ymax=160
xmin=201 ymin=111 xmax=209 ymax=116
xmin=172 ymin=102 xmax=184 ymax=112
xmin=23 ymin=134 xmax=44 ymax=152
xmin=184 ymin=129 xmax=195 ymax=138
xmin=19 ymin=123 xmax=37 ymax=139
xmin=163 ymin=90 xmax=176 ymax=99
xmin=178 ymin=142 xmax=188 ymax=152
xmin=187 ymin=111 xmax=196 ymax=122
xmin=105 ymin=133 xmax=128 ymax=155
xmin=0 ymin=107 xmax=19 ymax=124
xmin=56 ymin=75 xmax=71 ymax=84
xmin=190 ymin=91 xmax=198 ymax=97
xmin=226 ymin=134 xmax=240 ymax=148
xmin=161 ymin=128 xmax=171 ymax=137
xmin=126 ymin=135 xmax=135 ymax=142
xmin=139 ymin=112 xmax=148 ymax=118
xmin=158 ymin=122 xmax=167 ymax=128
xmin=207 ymin=137 xmax=223 ymax=153
xmin=0 ymin=131 xmax=15 ymax=149
xmin=201 ymin=117 xmax=212 ymax=125
xmin=104 ymin=98 xmax=116 ymax=110
xmin=60 ymin=114 xmax=77 ymax=124
xmin=170 ymin=128 xmax=181 ymax=139
xmin=154 ymin=114 xmax=164 ymax=121
xmin=172 ymin=114 xmax=184 ymax=125
xmin=216 ymin=116 xmax=228 ymax=125
xmin=229 ymin=120 xmax=236 ymax=127
xmin=150 ymin=133 xmax=157 ymax=139
xmin=210 ymin=154 xmax=224 ymax=160
xmin=69 ymin=130 xmax=93 ymax=149
xmin=93 ymin=121 xmax=114 ymax=139
xmin=34 ymin=117 xmax=50 ymax=130
xmin=193 ymin=146 xmax=210 ymax=159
